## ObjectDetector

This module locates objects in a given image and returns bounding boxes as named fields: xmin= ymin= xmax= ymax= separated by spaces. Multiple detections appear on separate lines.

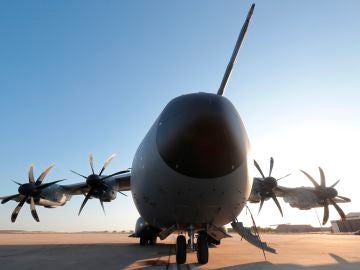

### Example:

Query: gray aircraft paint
xmin=131 ymin=93 xmax=253 ymax=230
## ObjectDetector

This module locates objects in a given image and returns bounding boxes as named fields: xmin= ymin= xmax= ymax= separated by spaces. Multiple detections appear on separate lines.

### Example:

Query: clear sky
xmin=0 ymin=0 xmax=359 ymax=231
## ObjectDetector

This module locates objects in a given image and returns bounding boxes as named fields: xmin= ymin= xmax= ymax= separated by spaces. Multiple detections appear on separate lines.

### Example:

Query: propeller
xmin=300 ymin=167 xmax=350 ymax=225
xmin=254 ymin=157 xmax=291 ymax=217
xmin=70 ymin=153 xmax=130 ymax=215
xmin=1 ymin=164 xmax=63 ymax=223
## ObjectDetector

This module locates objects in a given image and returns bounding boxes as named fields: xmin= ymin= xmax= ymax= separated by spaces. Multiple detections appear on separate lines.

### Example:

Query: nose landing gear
xmin=197 ymin=231 xmax=209 ymax=264
xmin=176 ymin=235 xmax=187 ymax=264
xmin=175 ymin=231 xmax=209 ymax=264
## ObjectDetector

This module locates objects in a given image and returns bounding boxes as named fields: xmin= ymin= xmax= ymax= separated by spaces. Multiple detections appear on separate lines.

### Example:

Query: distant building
xmin=275 ymin=224 xmax=329 ymax=233
xmin=331 ymin=212 xmax=360 ymax=233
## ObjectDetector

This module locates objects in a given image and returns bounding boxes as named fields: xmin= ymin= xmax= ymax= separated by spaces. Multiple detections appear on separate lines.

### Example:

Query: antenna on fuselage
xmin=217 ymin=3 xmax=255 ymax=96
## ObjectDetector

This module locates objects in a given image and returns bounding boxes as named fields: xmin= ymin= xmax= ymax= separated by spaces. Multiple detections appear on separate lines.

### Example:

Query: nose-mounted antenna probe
xmin=217 ymin=3 xmax=255 ymax=96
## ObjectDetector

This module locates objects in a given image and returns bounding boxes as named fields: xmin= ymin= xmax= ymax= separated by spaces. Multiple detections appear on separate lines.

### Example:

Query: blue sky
xmin=0 ymin=0 xmax=359 ymax=231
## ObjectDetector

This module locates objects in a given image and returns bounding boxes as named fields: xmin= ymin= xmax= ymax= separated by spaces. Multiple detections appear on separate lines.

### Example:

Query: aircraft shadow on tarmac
xmin=0 ymin=242 xmax=175 ymax=269
xmin=215 ymin=253 xmax=360 ymax=270
xmin=0 ymin=242 xmax=359 ymax=270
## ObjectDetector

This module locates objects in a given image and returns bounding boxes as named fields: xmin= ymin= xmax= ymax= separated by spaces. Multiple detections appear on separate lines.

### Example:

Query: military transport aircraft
xmin=0 ymin=3 xmax=351 ymax=265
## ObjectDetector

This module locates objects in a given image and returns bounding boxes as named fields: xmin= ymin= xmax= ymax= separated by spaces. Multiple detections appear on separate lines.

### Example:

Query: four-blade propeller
xmin=1 ymin=164 xmax=64 ymax=223
xmin=71 ymin=154 xmax=129 ymax=215
xmin=254 ymin=157 xmax=291 ymax=217
xmin=300 ymin=167 xmax=350 ymax=225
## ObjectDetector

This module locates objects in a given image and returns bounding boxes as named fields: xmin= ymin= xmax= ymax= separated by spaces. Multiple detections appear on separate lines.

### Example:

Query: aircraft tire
xmin=197 ymin=232 xmax=208 ymax=264
xmin=176 ymin=235 xmax=187 ymax=264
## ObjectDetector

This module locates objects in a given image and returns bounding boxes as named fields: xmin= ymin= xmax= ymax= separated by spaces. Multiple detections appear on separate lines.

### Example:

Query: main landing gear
xmin=140 ymin=234 xmax=157 ymax=245
xmin=139 ymin=229 xmax=157 ymax=245
xmin=175 ymin=231 xmax=209 ymax=264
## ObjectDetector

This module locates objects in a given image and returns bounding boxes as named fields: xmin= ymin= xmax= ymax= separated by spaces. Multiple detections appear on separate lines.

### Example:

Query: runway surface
xmin=0 ymin=232 xmax=359 ymax=269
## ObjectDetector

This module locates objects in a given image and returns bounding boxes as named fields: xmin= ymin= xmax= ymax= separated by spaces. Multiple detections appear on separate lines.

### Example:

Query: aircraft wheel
xmin=197 ymin=232 xmax=208 ymax=264
xmin=176 ymin=235 xmax=187 ymax=264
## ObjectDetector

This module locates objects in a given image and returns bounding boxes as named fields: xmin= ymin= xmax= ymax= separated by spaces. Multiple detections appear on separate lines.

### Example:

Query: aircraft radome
xmin=0 ymin=3 xmax=351 ymax=265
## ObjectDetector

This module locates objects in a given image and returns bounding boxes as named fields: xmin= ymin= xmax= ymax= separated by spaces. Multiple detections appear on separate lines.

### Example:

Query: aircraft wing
xmin=60 ymin=171 xmax=131 ymax=196
xmin=274 ymin=186 xmax=350 ymax=210
xmin=105 ymin=171 xmax=131 ymax=192
xmin=60 ymin=182 xmax=90 ymax=195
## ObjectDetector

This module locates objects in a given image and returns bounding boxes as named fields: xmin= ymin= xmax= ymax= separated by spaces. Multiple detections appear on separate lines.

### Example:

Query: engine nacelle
xmin=283 ymin=196 xmax=318 ymax=210
xmin=34 ymin=184 xmax=71 ymax=207
xmin=98 ymin=189 xmax=117 ymax=202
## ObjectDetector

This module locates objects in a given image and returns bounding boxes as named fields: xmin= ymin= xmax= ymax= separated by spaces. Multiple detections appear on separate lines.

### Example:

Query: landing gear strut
xmin=176 ymin=235 xmax=187 ymax=264
xmin=197 ymin=231 xmax=208 ymax=264
xmin=176 ymin=230 xmax=209 ymax=264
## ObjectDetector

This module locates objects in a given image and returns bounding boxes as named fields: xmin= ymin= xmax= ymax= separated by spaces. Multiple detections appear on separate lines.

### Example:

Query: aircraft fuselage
xmin=131 ymin=92 xmax=252 ymax=230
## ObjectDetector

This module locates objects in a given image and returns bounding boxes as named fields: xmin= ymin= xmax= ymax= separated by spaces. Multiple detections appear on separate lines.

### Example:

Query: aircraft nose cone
xmin=156 ymin=93 xmax=249 ymax=178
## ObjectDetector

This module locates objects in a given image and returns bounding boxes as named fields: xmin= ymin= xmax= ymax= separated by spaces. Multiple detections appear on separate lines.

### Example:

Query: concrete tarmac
xmin=0 ymin=232 xmax=359 ymax=269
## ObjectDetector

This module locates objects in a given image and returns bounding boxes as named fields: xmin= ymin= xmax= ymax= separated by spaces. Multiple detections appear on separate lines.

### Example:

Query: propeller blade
xmin=269 ymin=157 xmax=274 ymax=177
xmin=323 ymin=202 xmax=329 ymax=225
xmin=11 ymin=196 xmax=27 ymax=223
xmin=11 ymin=180 xmax=22 ymax=186
xmin=28 ymin=164 xmax=35 ymax=184
xmin=277 ymin=173 xmax=291 ymax=181
xmin=99 ymin=154 xmax=116 ymax=176
xmin=78 ymin=189 xmax=93 ymax=216
xmin=100 ymin=170 xmax=130 ymax=181
xmin=300 ymin=170 xmax=320 ymax=188
xmin=336 ymin=195 xmax=351 ymax=202
xmin=89 ymin=154 xmax=95 ymax=174
xmin=100 ymin=199 xmax=106 ymax=215
xmin=254 ymin=160 xmax=265 ymax=179
xmin=102 ymin=183 xmax=128 ymax=197
xmin=30 ymin=197 xmax=40 ymax=222
xmin=271 ymin=193 xmax=283 ymax=217
xmin=319 ymin=167 xmax=326 ymax=188
xmin=36 ymin=164 xmax=55 ymax=185
xmin=70 ymin=170 xmax=87 ymax=179
xmin=217 ymin=3 xmax=255 ymax=96
xmin=37 ymin=179 xmax=65 ymax=191
xmin=258 ymin=197 xmax=265 ymax=215
xmin=1 ymin=194 xmax=20 ymax=204
xmin=330 ymin=179 xmax=340 ymax=188
xmin=329 ymin=198 xmax=346 ymax=221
